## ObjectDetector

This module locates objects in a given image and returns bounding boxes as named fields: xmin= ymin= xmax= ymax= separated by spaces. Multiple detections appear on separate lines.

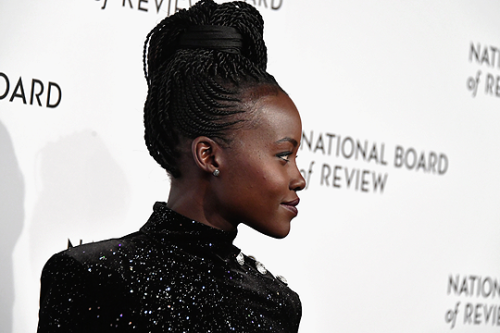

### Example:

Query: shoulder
xmin=40 ymin=228 xmax=210 ymax=289
xmin=44 ymin=231 xmax=154 ymax=271
xmin=62 ymin=231 xmax=148 ymax=262
xmin=40 ymin=231 xmax=146 ymax=286
xmin=39 ymin=230 xmax=160 ymax=300
xmin=38 ymin=231 xmax=178 ymax=331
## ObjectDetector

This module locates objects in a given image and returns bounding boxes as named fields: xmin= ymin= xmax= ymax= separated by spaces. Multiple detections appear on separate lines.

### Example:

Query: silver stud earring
xmin=212 ymin=169 xmax=220 ymax=177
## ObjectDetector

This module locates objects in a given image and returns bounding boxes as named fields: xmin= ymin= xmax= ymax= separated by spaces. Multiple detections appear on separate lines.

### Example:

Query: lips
xmin=281 ymin=198 xmax=300 ymax=216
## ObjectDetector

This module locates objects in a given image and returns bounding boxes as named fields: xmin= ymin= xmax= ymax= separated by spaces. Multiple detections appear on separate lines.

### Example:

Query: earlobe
xmin=191 ymin=136 xmax=220 ymax=175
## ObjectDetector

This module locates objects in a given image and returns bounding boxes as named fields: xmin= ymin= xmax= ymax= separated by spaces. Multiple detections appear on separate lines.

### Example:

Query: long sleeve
xmin=37 ymin=252 xmax=91 ymax=333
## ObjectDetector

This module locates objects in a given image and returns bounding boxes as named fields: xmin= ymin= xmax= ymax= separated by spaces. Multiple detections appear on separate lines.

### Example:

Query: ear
xmin=191 ymin=136 xmax=221 ymax=175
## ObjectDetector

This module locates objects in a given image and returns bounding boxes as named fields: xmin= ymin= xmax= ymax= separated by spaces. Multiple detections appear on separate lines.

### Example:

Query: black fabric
xmin=37 ymin=202 xmax=301 ymax=332
xmin=178 ymin=25 xmax=243 ymax=54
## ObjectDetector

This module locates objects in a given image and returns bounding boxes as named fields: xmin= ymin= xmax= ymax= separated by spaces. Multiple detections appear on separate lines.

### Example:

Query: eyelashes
xmin=276 ymin=151 xmax=293 ymax=163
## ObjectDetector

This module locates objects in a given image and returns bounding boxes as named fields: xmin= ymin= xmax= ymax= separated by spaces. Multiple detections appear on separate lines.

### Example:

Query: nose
xmin=290 ymin=164 xmax=306 ymax=192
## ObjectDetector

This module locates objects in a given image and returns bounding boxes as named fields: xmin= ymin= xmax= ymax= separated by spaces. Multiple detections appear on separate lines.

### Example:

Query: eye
xmin=277 ymin=152 xmax=292 ymax=163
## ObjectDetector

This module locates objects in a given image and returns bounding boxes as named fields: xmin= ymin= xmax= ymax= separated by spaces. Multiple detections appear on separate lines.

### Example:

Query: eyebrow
xmin=275 ymin=137 xmax=298 ymax=147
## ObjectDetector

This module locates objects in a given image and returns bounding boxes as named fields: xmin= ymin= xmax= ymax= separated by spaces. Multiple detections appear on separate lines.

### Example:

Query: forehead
xmin=240 ymin=91 xmax=302 ymax=143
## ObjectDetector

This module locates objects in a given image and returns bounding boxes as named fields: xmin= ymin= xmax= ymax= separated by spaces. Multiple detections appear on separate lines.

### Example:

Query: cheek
xmin=233 ymin=154 xmax=267 ymax=179
xmin=258 ymin=167 xmax=288 ymax=196
xmin=225 ymin=152 xmax=287 ymax=197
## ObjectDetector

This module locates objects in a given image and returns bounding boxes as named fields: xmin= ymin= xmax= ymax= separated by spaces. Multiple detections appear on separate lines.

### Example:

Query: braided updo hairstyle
xmin=143 ymin=0 xmax=281 ymax=178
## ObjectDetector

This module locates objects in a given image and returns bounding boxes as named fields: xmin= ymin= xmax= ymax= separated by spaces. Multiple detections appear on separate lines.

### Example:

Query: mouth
xmin=281 ymin=198 xmax=300 ymax=216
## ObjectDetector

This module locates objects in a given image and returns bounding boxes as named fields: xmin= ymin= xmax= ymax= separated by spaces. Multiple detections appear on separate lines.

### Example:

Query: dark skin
xmin=167 ymin=89 xmax=306 ymax=238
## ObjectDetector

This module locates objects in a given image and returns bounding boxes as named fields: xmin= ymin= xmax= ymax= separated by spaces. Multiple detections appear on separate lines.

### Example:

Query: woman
xmin=37 ymin=0 xmax=305 ymax=331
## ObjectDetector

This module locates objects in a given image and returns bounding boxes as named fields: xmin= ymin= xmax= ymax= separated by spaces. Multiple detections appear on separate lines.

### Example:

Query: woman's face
xmin=212 ymin=89 xmax=306 ymax=238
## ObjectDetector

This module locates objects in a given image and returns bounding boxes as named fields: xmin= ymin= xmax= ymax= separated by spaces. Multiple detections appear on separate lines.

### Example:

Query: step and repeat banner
xmin=1 ymin=0 xmax=499 ymax=332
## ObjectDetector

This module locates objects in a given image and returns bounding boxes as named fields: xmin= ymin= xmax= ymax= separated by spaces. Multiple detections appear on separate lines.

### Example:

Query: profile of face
xmin=209 ymin=89 xmax=306 ymax=238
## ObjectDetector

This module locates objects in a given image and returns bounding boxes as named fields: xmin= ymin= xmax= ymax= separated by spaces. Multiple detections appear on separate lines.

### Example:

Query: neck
xmin=166 ymin=177 xmax=238 ymax=232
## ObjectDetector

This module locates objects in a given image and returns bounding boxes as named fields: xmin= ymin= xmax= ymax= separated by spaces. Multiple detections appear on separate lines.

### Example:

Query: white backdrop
xmin=1 ymin=0 xmax=500 ymax=332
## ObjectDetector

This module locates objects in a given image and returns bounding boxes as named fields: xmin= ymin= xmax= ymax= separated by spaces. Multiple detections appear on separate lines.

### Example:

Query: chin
xmin=263 ymin=225 xmax=291 ymax=239
xmin=271 ymin=232 xmax=289 ymax=239
xmin=246 ymin=218 xmax=292 ymax=239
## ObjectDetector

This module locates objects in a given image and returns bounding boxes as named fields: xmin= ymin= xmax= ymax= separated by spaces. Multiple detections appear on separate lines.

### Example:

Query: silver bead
xmin=212 ymin=169 xmax=220 ymax=177
xmin=236 ymin=252 xmax=245 ymax=266
xmin=276 ymin=275 xmax=288 ymax=285
xmin=255 ymin=261 xmax=267 ymax=275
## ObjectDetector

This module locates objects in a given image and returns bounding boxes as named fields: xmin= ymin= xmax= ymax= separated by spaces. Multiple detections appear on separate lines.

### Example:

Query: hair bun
xmin=144 ymin=0 xmax=267 ymax=83
xmin=177 ymin=25 xmax=244 ymax=55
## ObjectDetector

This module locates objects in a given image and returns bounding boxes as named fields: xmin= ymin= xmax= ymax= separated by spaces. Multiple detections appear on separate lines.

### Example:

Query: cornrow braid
xmin=143 ymin=0 xmax=280 ymax=178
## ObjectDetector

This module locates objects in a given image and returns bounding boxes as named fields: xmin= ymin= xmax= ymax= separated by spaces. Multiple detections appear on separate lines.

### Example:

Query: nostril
xmin=293 ymin=175 xmax=306 ymax=192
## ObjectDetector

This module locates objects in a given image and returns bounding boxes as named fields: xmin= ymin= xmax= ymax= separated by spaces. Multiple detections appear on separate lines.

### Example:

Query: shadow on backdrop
xmin=30 ymin=130 xmax=130 ymax=277
xmin=0 ymin=121 xmax=25 ymax=333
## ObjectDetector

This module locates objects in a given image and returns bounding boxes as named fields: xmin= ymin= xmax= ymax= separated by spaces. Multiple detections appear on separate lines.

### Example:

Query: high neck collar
xmin=140 ymin=202 xmax=238 ymax=247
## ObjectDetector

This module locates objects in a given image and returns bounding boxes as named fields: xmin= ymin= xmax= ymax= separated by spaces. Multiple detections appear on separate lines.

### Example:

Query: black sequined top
xmin=37 ymin=202 xmax=302 ymax=332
